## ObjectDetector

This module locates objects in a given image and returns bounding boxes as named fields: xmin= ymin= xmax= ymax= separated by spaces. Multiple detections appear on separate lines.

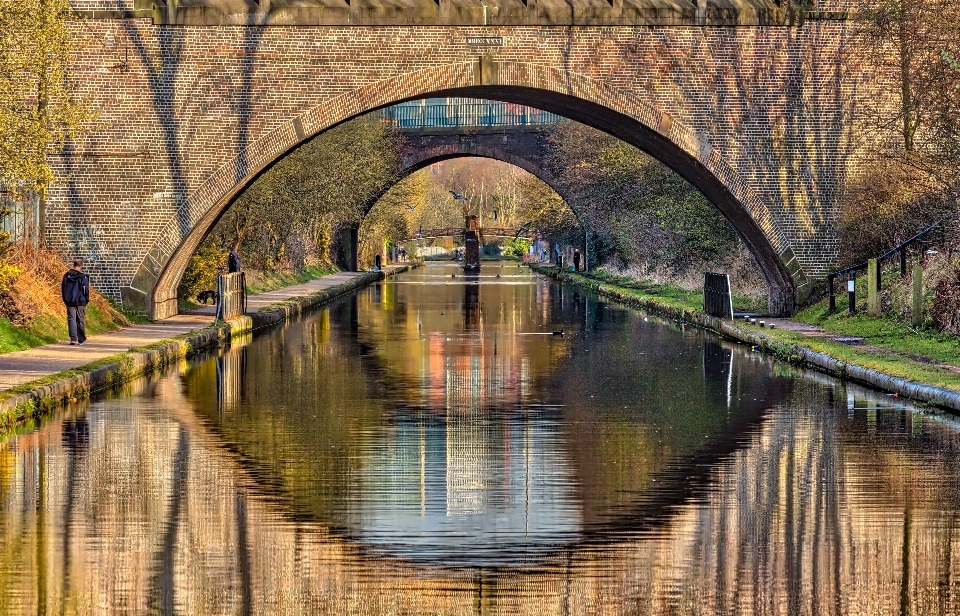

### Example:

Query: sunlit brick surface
xmin=49 ymin=17 xmax=879 ymax=314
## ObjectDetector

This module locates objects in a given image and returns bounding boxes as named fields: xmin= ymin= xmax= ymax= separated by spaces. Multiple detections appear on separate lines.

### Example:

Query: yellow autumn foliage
xmin=0 ymin=0 xmax=95 ymax=193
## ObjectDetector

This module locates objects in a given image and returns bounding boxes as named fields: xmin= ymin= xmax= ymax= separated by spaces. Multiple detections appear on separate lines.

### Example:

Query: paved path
xmin=0 ymin=269 xmax=395 ymax=392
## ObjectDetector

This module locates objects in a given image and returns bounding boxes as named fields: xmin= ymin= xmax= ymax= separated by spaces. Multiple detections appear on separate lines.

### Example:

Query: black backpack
xmin=61 ymin=272 xmax=89 ymax=306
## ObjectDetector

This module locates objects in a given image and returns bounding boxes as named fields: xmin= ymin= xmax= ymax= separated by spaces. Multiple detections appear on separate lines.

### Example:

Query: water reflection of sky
xmin=345 ymin=265 xmax=584 ymax=562
xmin=351 ymin=410 xmax=582 ymax=565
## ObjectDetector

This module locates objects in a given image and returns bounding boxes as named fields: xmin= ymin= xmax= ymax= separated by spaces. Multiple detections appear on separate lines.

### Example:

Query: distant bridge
xmin=407 ymin=227 xmax=534 ymax=240
xmin=379 ymin=100 xmax=562 ymax=132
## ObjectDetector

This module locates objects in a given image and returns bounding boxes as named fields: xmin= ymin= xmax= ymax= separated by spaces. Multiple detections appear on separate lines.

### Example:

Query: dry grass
xmin=598 ymin=251 xmax=768 ymax=311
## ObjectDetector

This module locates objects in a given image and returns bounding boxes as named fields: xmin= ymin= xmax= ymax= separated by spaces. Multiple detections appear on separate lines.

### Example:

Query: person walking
xmin=573 ymin=249 xmax=581 ymax=272
xmin=61 ymin=258 xmax=90 ymax=346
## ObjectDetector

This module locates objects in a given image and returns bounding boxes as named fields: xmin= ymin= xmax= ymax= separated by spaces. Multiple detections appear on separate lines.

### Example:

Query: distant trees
xmin=358 ymin=172 xmax=429 ymax=267
xmin=536 ymin=122 xmax=749 ymax=278
xmin=197 ymin=115 xmax=405 ymax=277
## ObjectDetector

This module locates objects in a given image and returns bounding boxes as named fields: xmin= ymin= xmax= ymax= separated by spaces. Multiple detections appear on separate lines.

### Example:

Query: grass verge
xmin=244 ymin=265 xmax=340 ymax=295
xmin=543 ymin=267 xmax=766 ymax=314
xmin=794 ymin=303 xmax=960 ymax=369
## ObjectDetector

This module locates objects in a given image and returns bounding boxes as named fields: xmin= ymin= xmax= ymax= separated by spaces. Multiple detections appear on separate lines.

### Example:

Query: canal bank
xmin=532 ymin=264 xmax=960 ymax=413
xmin=0 ymin=266 xmax=412 ymax=433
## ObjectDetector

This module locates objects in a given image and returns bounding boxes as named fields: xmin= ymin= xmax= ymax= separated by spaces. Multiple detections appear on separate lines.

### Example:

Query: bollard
xmin=912 ymin=263 xmax=923 ymax=327
xmin=828 ymin=274 xmax=836 ymax=311
xmin=867 ymin=259 xmax=879 ymax=316
xmin=847 ymin=274 xmax=856 ymax=315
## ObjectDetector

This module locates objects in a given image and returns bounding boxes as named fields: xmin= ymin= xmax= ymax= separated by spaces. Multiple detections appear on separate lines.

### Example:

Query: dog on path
xmin=196 ymin=290 xmax=219 ymax=305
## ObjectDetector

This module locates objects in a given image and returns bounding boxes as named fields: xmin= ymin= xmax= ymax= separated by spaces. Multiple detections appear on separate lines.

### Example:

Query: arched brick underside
xmin=398 ymin=139 xmax=565 ymax=200
xmin=367 ymin=138 xmax=574 ymax=220
xmin=142 ymin=61 xmax=798 ymax=319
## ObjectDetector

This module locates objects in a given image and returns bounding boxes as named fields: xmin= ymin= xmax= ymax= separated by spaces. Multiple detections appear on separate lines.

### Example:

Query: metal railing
xmin=217 ymin=272 xmax=247 ymax=321
xmin=828 ymin=215 xmax=959 ymax=311
xmin=406 ymin=226 xmax=534 ymax=240
xmin=379 ymin=101 xmax=562 ymax=130
xmin=0 ymin=190 xmax=41 ymax=244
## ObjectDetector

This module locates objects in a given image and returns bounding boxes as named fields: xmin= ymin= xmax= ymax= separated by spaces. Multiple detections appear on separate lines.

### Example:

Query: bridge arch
xmin=143 ymin=61 xmax=797 ymax=318
xmin=360 ymin=133 xmax=575 ymax=227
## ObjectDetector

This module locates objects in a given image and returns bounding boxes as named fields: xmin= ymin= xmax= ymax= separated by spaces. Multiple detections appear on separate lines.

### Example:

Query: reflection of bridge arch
xmin=183 ymin=282 xmax=793 ymax=556
xmin=142 ymin=62 xmax=799 ymax=319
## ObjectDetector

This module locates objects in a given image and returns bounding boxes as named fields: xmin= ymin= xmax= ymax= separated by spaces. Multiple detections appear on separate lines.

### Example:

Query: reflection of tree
xmin=151 ymin=426 xmax=189 ymax=614
xmin=7 ymin=353 xmax=960 ymax=611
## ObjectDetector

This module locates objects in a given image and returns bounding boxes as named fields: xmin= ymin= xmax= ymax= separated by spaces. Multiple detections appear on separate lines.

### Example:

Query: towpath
xmin=0 ymin=270 xmax=395 ymax=391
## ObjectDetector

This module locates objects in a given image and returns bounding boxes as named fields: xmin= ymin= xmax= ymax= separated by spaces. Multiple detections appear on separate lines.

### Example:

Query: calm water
xmin=4 ymin=263 xmax=960 ymax=615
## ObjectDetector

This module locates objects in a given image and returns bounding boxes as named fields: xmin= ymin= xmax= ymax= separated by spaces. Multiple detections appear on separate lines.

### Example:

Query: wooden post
xmin=867 ymin=259 xmax=879 ymax=316
xmin=912 ymin=263 xmax=923 ymax=327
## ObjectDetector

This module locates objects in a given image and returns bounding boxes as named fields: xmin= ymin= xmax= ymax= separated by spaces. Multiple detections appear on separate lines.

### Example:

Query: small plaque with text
xmin=466 ymin=37 xmax=503 ymax=46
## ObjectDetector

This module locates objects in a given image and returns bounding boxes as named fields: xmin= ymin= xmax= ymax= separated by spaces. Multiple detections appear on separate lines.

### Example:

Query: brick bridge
xmin=397 ymin=127 xmax=561 ymax=204
xmin=52 ymin=0 xmax=868 ymax=317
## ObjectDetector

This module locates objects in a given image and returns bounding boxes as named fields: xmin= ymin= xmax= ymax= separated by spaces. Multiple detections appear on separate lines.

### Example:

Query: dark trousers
xmin=67 ymin=305 xmax=87 ymax=343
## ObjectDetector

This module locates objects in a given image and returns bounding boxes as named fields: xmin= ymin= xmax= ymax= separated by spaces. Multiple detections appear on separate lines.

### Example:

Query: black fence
xmin=704 ymin=272 xmax=734 ymax=319
xmin=828 ymin=215 xmax=960 ymax=311
xmin=218 ymin=272 xmax=247 ymax=320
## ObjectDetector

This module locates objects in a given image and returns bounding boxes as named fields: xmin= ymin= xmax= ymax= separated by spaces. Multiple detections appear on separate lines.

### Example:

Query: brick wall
xmin=49 ymin=18 xmax=880 ymax=316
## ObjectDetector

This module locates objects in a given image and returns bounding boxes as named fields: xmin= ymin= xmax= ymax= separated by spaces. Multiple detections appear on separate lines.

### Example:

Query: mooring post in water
xmin=867 ymin=259 xmax=879 ymax=316
xmin=847 ymin=273 xmax=856 ymax=315
xmin=912 ymin=263 xmax=923 ymax=326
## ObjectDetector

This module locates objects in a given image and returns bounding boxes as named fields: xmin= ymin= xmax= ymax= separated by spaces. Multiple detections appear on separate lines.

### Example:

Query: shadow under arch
xmin=143 ymin=61 xmax=797 ymax=319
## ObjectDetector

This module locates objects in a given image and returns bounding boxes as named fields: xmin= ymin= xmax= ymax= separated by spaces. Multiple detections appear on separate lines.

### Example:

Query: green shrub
xmin=178 ymin=244 xmax=225 ymax=304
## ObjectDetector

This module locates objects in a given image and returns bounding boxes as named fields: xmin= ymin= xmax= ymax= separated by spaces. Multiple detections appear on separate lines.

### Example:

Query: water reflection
xmin=3 ymin=264 xmax=960 ymax=613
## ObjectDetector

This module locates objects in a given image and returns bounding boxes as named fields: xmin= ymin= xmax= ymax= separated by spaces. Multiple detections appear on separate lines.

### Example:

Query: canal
xmin=3 ymin=264 xmax=960 ymax=614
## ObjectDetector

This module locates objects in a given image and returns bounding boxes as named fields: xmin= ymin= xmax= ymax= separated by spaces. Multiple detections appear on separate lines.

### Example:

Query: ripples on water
xmin=3 ymin=263 xmax=960 ymax=614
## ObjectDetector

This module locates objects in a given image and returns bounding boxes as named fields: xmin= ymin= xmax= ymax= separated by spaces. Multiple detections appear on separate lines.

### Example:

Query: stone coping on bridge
xmin=0 ymin=266 xmax=410 ymax=434
xmin=78 ymin=0 xmax=837 ymax=26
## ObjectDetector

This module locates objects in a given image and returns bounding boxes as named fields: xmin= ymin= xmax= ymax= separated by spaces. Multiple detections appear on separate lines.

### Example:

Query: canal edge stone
xmin=532 ymin=264 xmax=960 ymax=414
xmin=0 ymin=267 xmax=410 ymax=435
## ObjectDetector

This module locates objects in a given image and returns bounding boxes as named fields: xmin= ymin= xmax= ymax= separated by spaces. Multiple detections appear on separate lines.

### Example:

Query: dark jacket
xmin=61 ymin=269 xmax=90 ymax=306
xmin=228 ymin=250 xmax=241 ymax=273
